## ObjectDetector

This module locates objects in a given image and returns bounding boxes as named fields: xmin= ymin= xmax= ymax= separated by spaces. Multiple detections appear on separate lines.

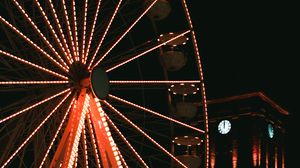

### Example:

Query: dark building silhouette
xmin=206 ymin=92 xmax=288 ymax=168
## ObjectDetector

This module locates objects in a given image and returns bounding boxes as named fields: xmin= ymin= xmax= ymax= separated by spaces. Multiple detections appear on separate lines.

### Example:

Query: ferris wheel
xmin=0 ymin=0 xmax=209 ymax=167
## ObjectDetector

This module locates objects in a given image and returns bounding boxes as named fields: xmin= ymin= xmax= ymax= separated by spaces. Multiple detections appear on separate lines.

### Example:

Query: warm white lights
xmin=48 ymin=0 xmax=73 ymax=63
xmin=39 ymin=98 xmax=75 ymax=168
xmin=105 ymin=114 xmax=148 ymax=167
xmin=92 ymin=0 xmax=159 ymax=69
xmin=181 ymin=0 xmax=209 ymax=167
xmin=86 ymin=113 xmax=102 ymax=168
xmin=0 ymin=81 xmax=69 ymax=85
xmin=34 ymin=0 xmax=72 ymax=65
xmin=109 ymin=94 xmax=205 ymax=133
xmin=109 ymin=80 xmax=201 ymax=84
xmin=12 ymin=0 xmax=69 ymax=69
xmin=0 ymin=88 xmax=71 ymax=124
xmin=2 ymin=91 xmax=71 ymax=167
xmin=0 ymin=16 xmax=68 ymax=72
xmin=103 ymin=101 xmax=188 ymax=168
xmin=105 ymin=30 xmax=190 ymax=72
xmin=83 ymin=0 xmax=102 ymax=64
xmin=62 ymin=0 xmax=76 ymax=62
xmin=87 ymin=0 xmax=123 ymax=69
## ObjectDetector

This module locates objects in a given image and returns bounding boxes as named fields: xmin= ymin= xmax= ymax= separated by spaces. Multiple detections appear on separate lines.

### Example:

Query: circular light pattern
xmin=172 ymin=136 xmax=202 ymax=146
xmin=218 ymin=120 xmax=231 ymax=134
xmin=169 ymin=83 xmax=199 ymax=96
xmin=158 ymin=32 xmax=189 ymax=46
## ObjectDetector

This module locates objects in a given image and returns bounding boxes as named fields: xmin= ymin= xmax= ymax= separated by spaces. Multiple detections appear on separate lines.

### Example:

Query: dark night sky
xmin=0 ymin=0 xmax=297 ymax=166
xmin=189 ymin=1 xmax=298 ymax=166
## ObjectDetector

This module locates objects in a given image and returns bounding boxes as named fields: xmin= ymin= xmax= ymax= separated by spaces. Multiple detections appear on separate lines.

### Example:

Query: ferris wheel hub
xmin=69 ymin=62 xmax=89 ymax=87
xmin=90 ymin=67 xmax=109 ymax=100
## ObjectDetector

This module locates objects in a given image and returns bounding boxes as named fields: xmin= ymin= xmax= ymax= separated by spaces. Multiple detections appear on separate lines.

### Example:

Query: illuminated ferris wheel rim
xmin=0 ymin=0 xmax=209 ymax=167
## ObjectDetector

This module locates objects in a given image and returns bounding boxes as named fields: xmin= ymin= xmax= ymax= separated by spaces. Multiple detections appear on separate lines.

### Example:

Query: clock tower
xmin=201 ymin=92 xmax=288 ymax=168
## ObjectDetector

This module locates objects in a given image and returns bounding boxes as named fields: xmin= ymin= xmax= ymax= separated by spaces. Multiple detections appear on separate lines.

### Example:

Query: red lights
xmin=103 ymin=100 xmax=188 ymax=168
xmin=105 ymin=30 xmax=190 ymax=72
xmin=83 ymin=0 xmax=102 ymax=64
xmin=0 ymin=88 xmax=71 ymax=124
xmin=91 ymin=0 xmax=159 ymax=69
xmin=2 ymin=91 xmax=72 ymax=167
xmin=88 ymin=0 xmax=123 ymax=70
xmin=109 ymin=94 xmax=205 ymax=133
xmin=0 ymin=16 xmax=68 ymax=72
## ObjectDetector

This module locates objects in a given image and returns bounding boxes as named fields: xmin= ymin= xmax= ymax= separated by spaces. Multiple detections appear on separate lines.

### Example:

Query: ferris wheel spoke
xmin=81 ymin=125 xmax=89 ymax=168
xmin=91 ymin=0 xmax=159 ymax=69
xmin=0 ymin=49 xmax=68 ymax=80
xmin=1 ymin=91 xmax=72 ymax=168
xmin=105 ymin=114 xmax=149 ymax=168
xmin=86 ymin=112 xmax=102 ymax=168
xmin=89 ymin=97 xmax=124 ymax=168
xmin=109 ymin=80 xmax=201 ymax=85
xmin=117 ymin=148 xmax=128 ymax=168
xmin=108 ymin=94 xmax=205 ymax=133
xmin=87 ymin=0 xmax=123 ymax=70
xmin=0 ymin=88 xmax=71 ymax=124
xmin=33 ymin=0 xmax=73 ymax=65
xmin=0 ymin=16 xmax=68 ymax=72
xmin=62 ymin=0 xmax=77 ymax=62
xmin=39 ymin=97 xmax=75 ymax=168
xmin=49 ymin=89 xmax=89 ymax=168
xmin=72 ymin=0 xmax=80 ymax=61
xmin=83 ymin=0 xmax=102 ymax=64
xmin=0 ymin=80 xmax=69 ymax=85
xmin=12 ymin=0 xmax=69 ymax=69
xmin=105 ymin=30 xmax=190 ymax=73
xmin=80 ymin=0 xmax=89 ymax=64
xmin=102 ymin=101 xmax=188 ymax=168
xmin=47 ymin=0 xmax=73 ymax=63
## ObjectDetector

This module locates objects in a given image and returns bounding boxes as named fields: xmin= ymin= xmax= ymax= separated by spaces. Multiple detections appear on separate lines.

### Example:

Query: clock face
xmin=268 ymin=124 xmax=274 ymax=138
xmin=218 ymin=120 xmax=231 ymax=134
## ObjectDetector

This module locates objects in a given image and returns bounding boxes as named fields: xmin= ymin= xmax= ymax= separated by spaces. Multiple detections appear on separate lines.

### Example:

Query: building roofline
xmin=205 ymin=92 xmax=289 ymax=116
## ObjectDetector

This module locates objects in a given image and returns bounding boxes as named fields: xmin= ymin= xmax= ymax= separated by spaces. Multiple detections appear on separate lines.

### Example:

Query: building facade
xmin=207 ymin=92 xmax=288 ymax=168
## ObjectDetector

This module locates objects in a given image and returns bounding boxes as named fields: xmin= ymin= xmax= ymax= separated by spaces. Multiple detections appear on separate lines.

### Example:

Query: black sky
xmin=0 ymin=0 xmax=297 ymax=166
xmin=189 ymin=1 xmax=298 ymax=166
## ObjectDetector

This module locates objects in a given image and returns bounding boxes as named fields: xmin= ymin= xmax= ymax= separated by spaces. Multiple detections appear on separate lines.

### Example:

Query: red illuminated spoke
xmin=105 ymin=114 xmax=148 ymax=168
xmin=0 ymin=81 xmax=69 ymax=85
xmin=109 ymin=80 xmax=201 ymax=85
xmin=91 ymin=0 xmax=159 ymax=69
xmin=109 ymin=94 xmax=205 ymax=133
xmin=0 ymin=49 xmax=68 ymax=80
xmin=39 ymin=98 xmax=75 ymax=168
xmin=102 ymin=101 xmax=188 ymax=168
xmin=66 ymin=94 xmax=90 ymax=168
xmin=62 ymin=0 xmax=76 ymax=61
xmin=87 ymin=0 xmax=123 ymax=69
xmin=1 ymin=91 xmax=72 ymax=168
xmin=118 ymin=149 xmax=128 ymax=168
xmin=12 ymin=0 xmax=69 ymax=69
xmin=48 ymin=0 xmax=73 ymax=63
xmin=33 ymin=0 xmax=73 ymax=65
xmin=83 ymin=0 xmax=102 ymax=64
xmin=82 ymin=126 xmax=89 ymax=168
xmin=86 ymin=112 xmax=102 ymax=168
xmin=105 ymin=30 xmax=190 ymax=72
xmin=72 ymin=0 xmax=80 ymax=61
xmin=81 ymin=0 xmax=89 ymax=63
xmin=181 ymin=0 xmax=210 ymax=167
xmin=0 ymin=88 xmax=71 ymax=124
xmin=0 ymin=16 xmax=68 ymax=72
